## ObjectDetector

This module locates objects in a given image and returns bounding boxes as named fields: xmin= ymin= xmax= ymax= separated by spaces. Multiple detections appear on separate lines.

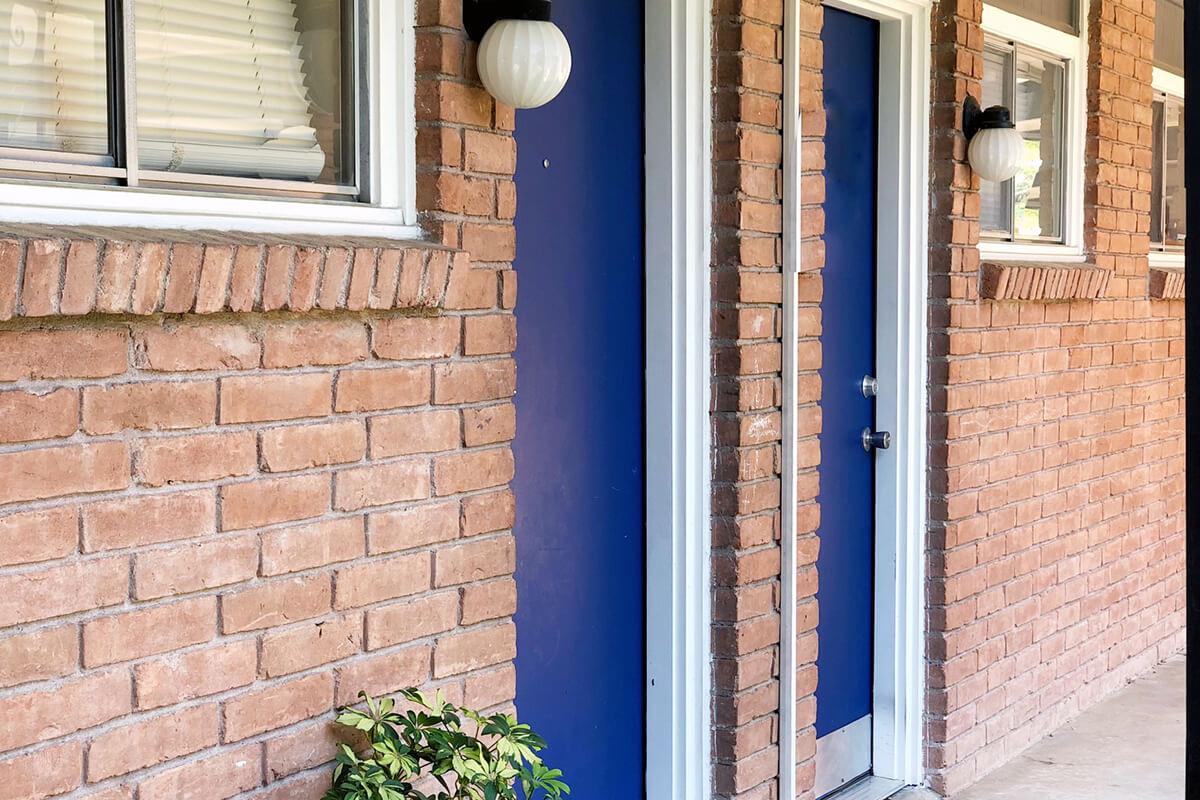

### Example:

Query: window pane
xmin=0 ymin=0 xmax=108 ymax=156
xmin=135 ymin=0 xmax=353 ymax=185
xmin=988 ymin=0 xmax=1077 ymax=35
xmin=1013 ymin=51 xmax=1064 ymax=240
xmin=1154 ymin=0 xmax=1184 ymax=76
xmin=979 ymin=46 xmax=1014 ymax=237
xmin=1163 ymin=99 xmax=1186 ymax=247
xmin=1151 ymin=99 xmax=1164 ymax=244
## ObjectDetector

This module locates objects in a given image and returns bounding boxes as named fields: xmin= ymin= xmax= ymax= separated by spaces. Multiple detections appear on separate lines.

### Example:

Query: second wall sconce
xmin=963 ymin=95 xmax=1024 ymax=183
xmin=465 ymin=0 xmax=572 ymax=110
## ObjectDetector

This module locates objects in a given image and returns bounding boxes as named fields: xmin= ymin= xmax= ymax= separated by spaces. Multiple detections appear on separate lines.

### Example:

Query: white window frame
xmin=979 ymin=2 xmax=1088 ymax=263
xmin=0 ymin=0 xmax=419 ymax=237
xmin=1149 ymin=67 xmax=1186 ymax=268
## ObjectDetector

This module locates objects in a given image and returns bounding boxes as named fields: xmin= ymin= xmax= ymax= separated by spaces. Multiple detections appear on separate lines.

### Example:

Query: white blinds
xmin=135 ymin=0 xmax=327 ymax=180
xmin=0 ymin=0 xmax=109 ymax=155
xmin=0 ymin=0 xmax=328 ymax=181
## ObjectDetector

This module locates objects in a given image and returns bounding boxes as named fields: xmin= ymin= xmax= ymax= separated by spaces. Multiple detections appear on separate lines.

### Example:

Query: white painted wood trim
xmin=1153 ymin=67 xmax=1186 ymax=99
xmin=980 ymin=1 xmax=1089 ymax=257
xmin=782 ymin=0 xmax=930 ymax=794
xmin=779 ymin=0 xmax=803 ymax=795
xmin=644 ymin=0 xmax=713 ymax=797
xmin=0 ymin=0 xmax=421 ymax=237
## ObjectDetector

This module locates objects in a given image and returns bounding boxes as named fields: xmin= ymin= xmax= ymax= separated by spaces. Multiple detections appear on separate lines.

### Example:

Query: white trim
xmin=1153 ymin=67 xmax=1186 ymax=99
xmin=979 ymin=2 xmax=1088 ymax=259
xmin=644 ymin=0 xmax=713 ymax=798
xmin=0 ymin=0 xmax=421 ymax=237
xmin=779 ymin=0 xmax=803 ymax=795
xmin=781 ymin=0 xmax=930 ymax=795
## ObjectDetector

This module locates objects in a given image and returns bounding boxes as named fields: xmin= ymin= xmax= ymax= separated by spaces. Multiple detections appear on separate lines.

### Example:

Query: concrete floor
xmin=895 ymin=656 xmax=1185 ymax=800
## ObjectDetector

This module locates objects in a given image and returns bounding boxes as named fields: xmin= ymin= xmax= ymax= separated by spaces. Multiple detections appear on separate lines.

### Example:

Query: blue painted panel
xmin=815 ymin=7 xmax=879 ymax=741
xmin=512 ymin=0 xmax=646 ymax=797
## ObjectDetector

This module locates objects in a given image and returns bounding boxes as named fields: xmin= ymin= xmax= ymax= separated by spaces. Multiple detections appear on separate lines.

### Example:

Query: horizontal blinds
xmin=0 ymin=0 xmax=109 ymax=155
xmin=136 ymin=0 xmax=326 ymax=180
xmin=1154 ymin=0 xmax=1184 ymax=76
xmin=988 ymin=0 xmax=1077 ymax=34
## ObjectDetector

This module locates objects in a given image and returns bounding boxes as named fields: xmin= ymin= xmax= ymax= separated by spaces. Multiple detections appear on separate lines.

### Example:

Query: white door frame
xmin=644 ymin=0 xmax=713 ymax=798
xmin=780 ymin=0 xmax=931 ymax=795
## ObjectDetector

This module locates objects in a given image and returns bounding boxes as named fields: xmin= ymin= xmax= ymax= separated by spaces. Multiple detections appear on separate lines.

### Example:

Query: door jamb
xmin=780 ymin=0 xmax=931 ymax=793
xmin=644 ymin=1 xmax=714 ymax=798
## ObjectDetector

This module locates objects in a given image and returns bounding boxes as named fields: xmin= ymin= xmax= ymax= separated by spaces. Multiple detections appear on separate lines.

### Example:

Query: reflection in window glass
xmin=979 ymin=46 xmax=1013 ymax=236
xmin=0 ymin=0 xmax=109 ymax=156
xmin=135 ymin=0 xmax=353 ymax=184
xmin=1013 ymin=52 xmax=1064 ymax=240
xmin=1162 ymin=99 xmax=1186 ymax=247
xmin=978 ymin=41 xmax=1067 ymax=243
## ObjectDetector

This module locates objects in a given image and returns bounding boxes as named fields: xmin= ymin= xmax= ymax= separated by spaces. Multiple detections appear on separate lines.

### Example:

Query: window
xmin=1150 ymin=91 xmax=1185 ymax=252
xmin=0 ymin=0 xmax=415 ymax=234
xmin=980 ymin=40 xmax=1067 ymax=243
xmin=980 ymin=3 xmax=1086 ymax=258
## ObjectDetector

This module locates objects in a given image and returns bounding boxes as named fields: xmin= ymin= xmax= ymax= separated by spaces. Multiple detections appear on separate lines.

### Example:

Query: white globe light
xmin=968 ymin=126 xmax=1024 ymax=183
xmin=477 ymin=19 xmax=572 ymax=110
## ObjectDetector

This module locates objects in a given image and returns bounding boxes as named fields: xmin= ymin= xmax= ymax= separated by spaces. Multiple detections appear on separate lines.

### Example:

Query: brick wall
xmin=710 ymin=0 xmax=826 ymax=797
xmin=0 ymin=3 xmax=522 ymax=798
xmin=925 ymin=0 xmax=1186 ymax=793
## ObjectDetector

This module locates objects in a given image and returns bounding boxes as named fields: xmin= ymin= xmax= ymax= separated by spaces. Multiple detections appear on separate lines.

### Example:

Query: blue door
xmin=512 ymin=1 xmax=645 ymax=798
xmin=815 ymin=7 xmax=879 ymax=797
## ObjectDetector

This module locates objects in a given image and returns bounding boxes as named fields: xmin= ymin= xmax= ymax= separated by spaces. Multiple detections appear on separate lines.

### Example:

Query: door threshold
xmin=821 ymin=775 xmax=906 ymax=800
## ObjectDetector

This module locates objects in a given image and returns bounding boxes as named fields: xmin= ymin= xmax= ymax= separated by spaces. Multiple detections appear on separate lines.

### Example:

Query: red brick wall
xmin=925 ymin=0 xmax=1186 ymax=793
xmin=0 ymin=3 xmax=521 ymax=798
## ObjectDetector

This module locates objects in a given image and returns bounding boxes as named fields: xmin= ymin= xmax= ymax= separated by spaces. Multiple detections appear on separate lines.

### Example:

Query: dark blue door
xmin=512 ymin=1 xmax=645 ymax=797
xmin=815 ymin=6 xmax=879 ymax=796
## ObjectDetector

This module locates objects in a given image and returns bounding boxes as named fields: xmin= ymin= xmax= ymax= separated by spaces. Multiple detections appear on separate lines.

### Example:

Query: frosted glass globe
xmin=478 ymin=19 xmax=572 ymax=110
xmin=968 ymin=127 xmax=1024 ymax=183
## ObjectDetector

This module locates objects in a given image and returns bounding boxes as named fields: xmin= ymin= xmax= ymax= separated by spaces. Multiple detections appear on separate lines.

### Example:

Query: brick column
xmin=1084 ymin=0 xmax=1156 ymax=296
xmin=926 ymin=0 xmax=986 ymax=793
xmin=711 ymin=1 xmax=787 ymax=798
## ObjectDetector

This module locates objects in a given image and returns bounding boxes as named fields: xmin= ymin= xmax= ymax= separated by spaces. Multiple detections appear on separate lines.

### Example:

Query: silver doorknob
xmin=862 ymin=428 xmax=891 ymax=452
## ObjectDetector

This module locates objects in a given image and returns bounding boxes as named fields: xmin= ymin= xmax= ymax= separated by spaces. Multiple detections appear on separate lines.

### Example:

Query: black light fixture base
xmin=464 ymin=0 xmax=553 ymax=41
xmin=963 ymin=94 xmax=1016 ymax=140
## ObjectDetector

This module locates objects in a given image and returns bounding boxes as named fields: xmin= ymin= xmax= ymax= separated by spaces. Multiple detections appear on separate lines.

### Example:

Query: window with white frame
xmin=0 ymin=0 xmax=415 ymax=233
xmin=979 ymin=3 xmax=1086 ymax=256
xmin=1150 ymin=0 xmax=1185 ymax=257
xmin=1150 ymin=91 xmax=1186 ymax=252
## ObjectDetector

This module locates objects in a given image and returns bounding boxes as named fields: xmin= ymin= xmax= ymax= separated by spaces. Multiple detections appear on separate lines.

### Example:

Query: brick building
xmin=0 ymin=1 xmax=1185 ymax=800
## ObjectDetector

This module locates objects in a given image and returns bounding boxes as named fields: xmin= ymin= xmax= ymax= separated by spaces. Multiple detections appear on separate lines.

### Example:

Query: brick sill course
xmin=0 ymin=225 xmax=471 ymax=321
xmin=1149 ymin=265 xmax=1185 ymax=300
xmin=980 ymin=261 xmax=1110 ymax=302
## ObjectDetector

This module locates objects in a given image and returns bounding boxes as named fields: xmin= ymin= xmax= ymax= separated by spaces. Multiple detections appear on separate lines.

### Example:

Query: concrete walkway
xmin=898 ymin=655 xmax=1185 ymax=800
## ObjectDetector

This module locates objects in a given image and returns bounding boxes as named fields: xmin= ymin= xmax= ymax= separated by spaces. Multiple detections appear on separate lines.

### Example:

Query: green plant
xmin=324 ymin=689 xmax=570 ymax=800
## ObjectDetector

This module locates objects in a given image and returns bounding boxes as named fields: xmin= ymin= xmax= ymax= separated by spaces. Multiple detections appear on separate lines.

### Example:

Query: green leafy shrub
xmin=324 ymin=689 xmax=570 ymax=800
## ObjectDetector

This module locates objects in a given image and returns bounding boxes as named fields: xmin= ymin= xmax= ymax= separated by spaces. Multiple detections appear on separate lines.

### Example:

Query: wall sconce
xmin=465 ymin=0 xmax=572 ymax=110
xmin=963 ymin=95 xmax=1023 ymax=183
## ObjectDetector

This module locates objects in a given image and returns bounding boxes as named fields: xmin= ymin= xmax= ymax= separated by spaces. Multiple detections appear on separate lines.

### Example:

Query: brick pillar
xmin=711 ymin=1 xmax=787 ymax=798
xmin=926 ymin=0 xmax=985 ymax=794
xmin=1084 ymin=0 xmax=1156 ymax=296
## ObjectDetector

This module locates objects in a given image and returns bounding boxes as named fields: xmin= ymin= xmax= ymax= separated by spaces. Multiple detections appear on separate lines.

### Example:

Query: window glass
xmin=0 ymin=0 xmax=109 ymax=157
xmin=1153 ymin=97 xmax=1186 ymax=248
xmin=1154 ymin=0 xmax=1184 ymax=76
xmin=980 ymin=45 xmax=1013 ymax=236
xmin=135 ymin=0 xmax=353 ymax=185
xmin=1151 ymin=99 xmax=1164 ymax=244
xmin=1013 ymin=50 xmax=1064 ymax=239
xmin=979 ymin=42 xmax=1066 ymax=242
xmin=988 ymin=0 xmax=1077 ymax=35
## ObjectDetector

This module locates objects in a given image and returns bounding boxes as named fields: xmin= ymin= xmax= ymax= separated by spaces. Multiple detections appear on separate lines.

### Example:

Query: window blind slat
xmin=1154 ymin=0 xmax=1184 ymax=76
xmin=136 ymin=0 xmax=325 ymax=180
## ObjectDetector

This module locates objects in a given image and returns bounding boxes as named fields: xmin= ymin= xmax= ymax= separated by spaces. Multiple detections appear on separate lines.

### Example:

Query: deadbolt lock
xmin=862 ymin=428 xmax=892 ymax=452
xmin=861 ymin=375 xmax=878 ymax=398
